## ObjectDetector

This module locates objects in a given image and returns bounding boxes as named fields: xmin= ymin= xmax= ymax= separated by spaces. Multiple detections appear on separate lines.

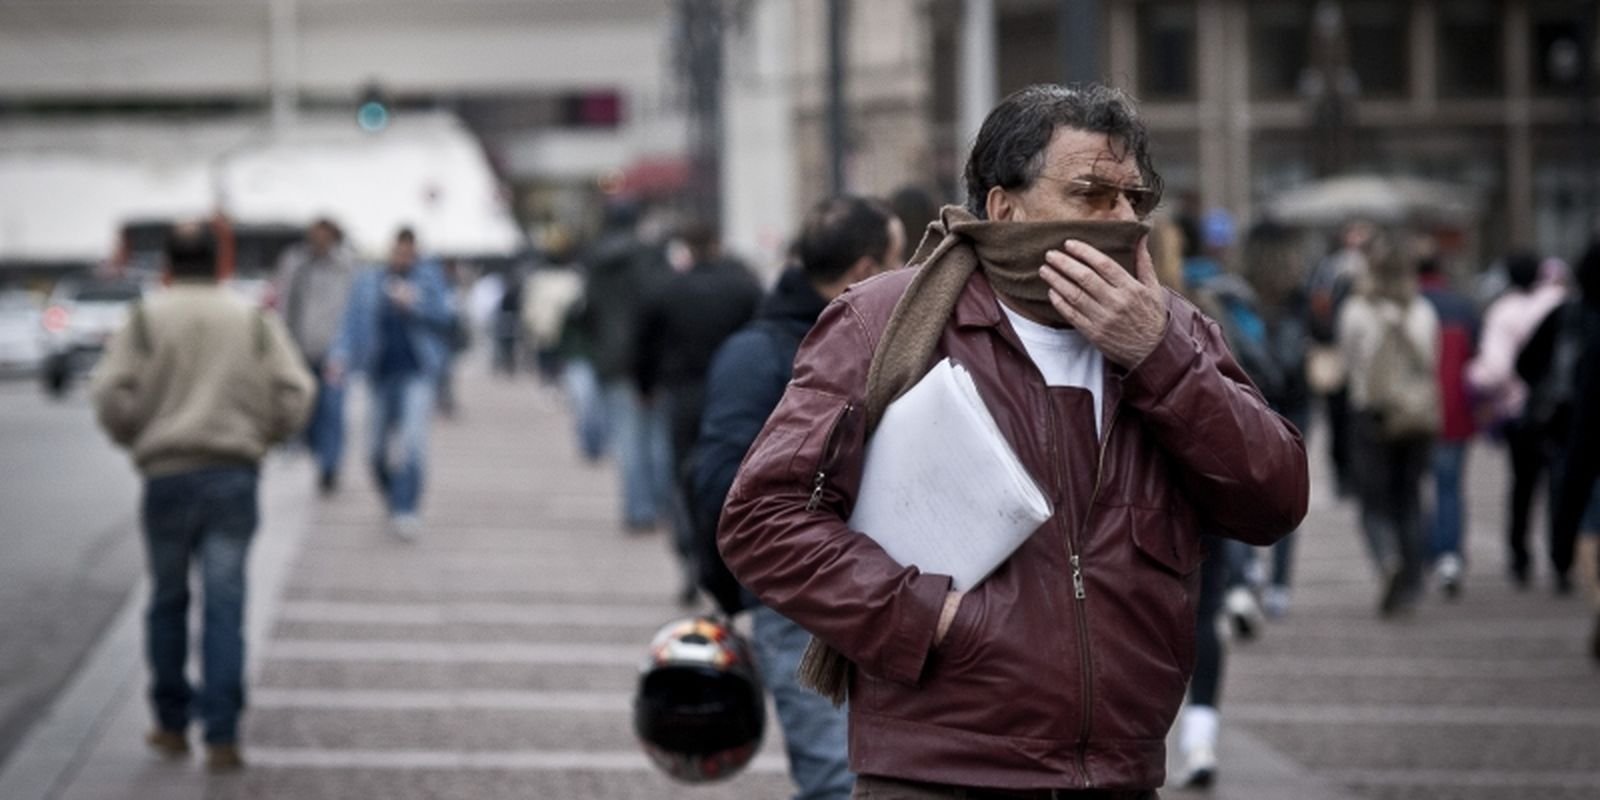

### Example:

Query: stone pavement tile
xmin=205 ymin=766 xmax=791 ymax=800
xmin=1243 ymin=722 xmax=1600 ymax=773
xmin=1228 ymin=674 xmax=1600 ymax=709
xmin=271 ymin=619 xmax=665 ymax=644
xmin=256 ymin=661 xmax=640 ymax=692
xmin=247 ymin=707 xmax=674 ymax=751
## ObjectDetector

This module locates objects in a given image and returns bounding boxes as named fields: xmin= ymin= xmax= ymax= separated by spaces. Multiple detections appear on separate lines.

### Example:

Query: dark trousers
xmin=1504 ymin=422 xmax=1549 ymax=578
xmin=1189 ymin=536 xmax=1230 ymax=708
xmin=1325 ymin=388 xmax=1355 ymax=497
xmin=1352 ymin=414 xmax=1431 ymax=600
xmin=141 ymin=466 xmax=258 ymax=744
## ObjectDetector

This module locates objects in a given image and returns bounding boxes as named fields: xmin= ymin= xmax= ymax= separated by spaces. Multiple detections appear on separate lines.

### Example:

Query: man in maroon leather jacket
xmin=719 ymin=84 xmax=1308 ymax=797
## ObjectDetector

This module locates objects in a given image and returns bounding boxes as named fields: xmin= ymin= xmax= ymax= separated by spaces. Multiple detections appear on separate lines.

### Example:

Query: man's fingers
xmin=1038 ymin=262 xmax=1105 ymax=316
xmin=1043 ymin=250 xmax=1111 ymax=305
xmin=1133 ymin=235 xmax=1160 ymax=289
xmin=1062 ymin=240 xmax=1135 ymax=289
xmin=1047 ymin=288 xmax=1092 ymax=329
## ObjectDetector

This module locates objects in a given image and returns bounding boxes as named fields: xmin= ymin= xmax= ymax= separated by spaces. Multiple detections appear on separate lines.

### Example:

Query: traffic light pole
xmin=1058 ymin=0 xmax=1101 ymax=85
xmin=827 ymin=0 xmax=848 ymax=197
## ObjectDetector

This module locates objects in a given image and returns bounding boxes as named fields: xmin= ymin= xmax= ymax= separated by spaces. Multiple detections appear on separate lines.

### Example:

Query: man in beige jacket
xmin=92 ymin=224 xmax=314 ymax=771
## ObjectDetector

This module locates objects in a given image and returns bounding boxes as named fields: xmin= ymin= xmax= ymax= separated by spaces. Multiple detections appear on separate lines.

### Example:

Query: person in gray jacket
xmin=274 ymin=218 xmax=357 ymax=494
xmin=93 ymin=224 xmax=315 ymax=771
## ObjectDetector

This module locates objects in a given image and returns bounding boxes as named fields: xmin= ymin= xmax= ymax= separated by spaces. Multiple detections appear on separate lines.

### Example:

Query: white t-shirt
xmin=1000 ymin=303 xmax=1105 ymax=438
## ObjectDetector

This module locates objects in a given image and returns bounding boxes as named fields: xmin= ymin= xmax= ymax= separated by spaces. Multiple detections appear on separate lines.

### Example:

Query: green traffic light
xmin=357 ymin=101 xmax=390 ymax=132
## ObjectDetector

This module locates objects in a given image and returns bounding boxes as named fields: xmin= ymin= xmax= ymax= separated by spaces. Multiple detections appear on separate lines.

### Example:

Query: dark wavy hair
xmin=796 ymin=195 xmax=895 ymax=284
xmin=963 ymin=83 xmax=1162 ymax=219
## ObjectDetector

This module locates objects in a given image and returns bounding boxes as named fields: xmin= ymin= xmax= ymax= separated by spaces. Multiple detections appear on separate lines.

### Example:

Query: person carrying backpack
xmin=1337 ymin=230 xmax=1440 ymax=617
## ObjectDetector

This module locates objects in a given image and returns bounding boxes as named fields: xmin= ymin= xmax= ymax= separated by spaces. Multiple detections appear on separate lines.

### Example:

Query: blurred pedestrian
xmin=720 ymin=84 xmax=1307 ymax=797
xmin=688 ymin=195 xmax=902 ymax=800
xmin=1530 ymin=242 xmax=1600 ymax=655
xmin=1416 ymin=253 xmax=1480 ymax=597
xmin=327 ymin=228 xmax=457 ymax=541
xmin=1306 ymin=220 xmax=1374 ymax=499
xmin=1240 ymin=221 xmax=1313 ymax=616
xmin=436 ymin=258 xmax=472 ymax=418
xmin=636 ymin=222 xmax=762 ymax=605
xmin=1338 ymin=231 xmax=1440 ymax=616
xmin=92 ymin=224 xmax=314 ymax=771
xmin=888 ymin=184 xmax=939 ymax=253
xmin=492 ymin=264 xmax=523 ymax=377
xmin=580 ymin=201 xmax=674 ymax=531
xmin=273 ymin=218 xmax=356 ymax=494
xmin=1467 ymin=251 xmax=1567 ymax=588
xmin=1517 ymin=244 xmax=1600 ymax=597
xmin=522 ymin=257 xmax=605 ymax=461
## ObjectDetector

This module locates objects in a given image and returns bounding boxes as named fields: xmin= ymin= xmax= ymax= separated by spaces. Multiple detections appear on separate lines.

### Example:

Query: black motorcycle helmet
xmin=633 ymin=616 xmax=766 ymax=782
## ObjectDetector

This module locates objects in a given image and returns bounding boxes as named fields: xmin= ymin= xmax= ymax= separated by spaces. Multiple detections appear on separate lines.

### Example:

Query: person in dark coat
xmin=1519 ymin=241 xmax=1600 ymax=608
xmin=635 ymin=223 xmax=762 ymax=603
xmin=689 ymin=195 xmax=904 ymax=800
xmin=579 ymin=201 xmax=674 ymax=531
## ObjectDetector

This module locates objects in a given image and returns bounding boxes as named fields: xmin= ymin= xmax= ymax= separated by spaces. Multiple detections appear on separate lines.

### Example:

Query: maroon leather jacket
xmin=719 ymin=268 xmax=1308 ymax=791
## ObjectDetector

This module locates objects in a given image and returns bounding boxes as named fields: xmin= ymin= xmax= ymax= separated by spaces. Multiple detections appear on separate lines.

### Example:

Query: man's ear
xmin=986 ymin=186 xmax=1017 ymax=221
xmin=843 ymin=255 xmax=878 ymax=286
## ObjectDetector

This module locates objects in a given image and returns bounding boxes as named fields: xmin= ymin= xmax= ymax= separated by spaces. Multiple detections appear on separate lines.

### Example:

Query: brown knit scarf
xmin=796 ymin=205 xmax=1150 ymax=704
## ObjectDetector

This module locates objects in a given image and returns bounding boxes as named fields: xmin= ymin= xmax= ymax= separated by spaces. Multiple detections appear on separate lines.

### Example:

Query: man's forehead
xmin=1042 ymin=127 xmax=1139 ymax=178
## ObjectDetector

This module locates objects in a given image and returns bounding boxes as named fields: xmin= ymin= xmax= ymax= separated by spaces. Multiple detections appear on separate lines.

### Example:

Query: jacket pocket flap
xmin=1129 ymin=507 xmax=1200 ymax=576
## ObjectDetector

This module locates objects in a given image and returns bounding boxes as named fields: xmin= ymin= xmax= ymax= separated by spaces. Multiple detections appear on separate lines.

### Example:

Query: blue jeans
xmin=306 ymin=360 xmax=347 ymax=479
xmin=750 ymin=605 xmax=854 ymax=800
xmin=369 ymin=373 xmax=435 ymax=516
xmin=141 ymin=467 xmax=258 ymax=744
xmin=1429 ymin=440 xmax=1469 ymax=561
xmin=603 ymin=381 xmax=673 ymax=527
xmin=562 ymin=359 xmax=607 ymax=462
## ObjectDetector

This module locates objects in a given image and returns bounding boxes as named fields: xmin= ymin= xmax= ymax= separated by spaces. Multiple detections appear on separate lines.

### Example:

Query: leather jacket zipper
xmin=806 ymin=402 xmax=855 ymax=512
xmin=1051 ymin=399 xmax=1118 ymax=789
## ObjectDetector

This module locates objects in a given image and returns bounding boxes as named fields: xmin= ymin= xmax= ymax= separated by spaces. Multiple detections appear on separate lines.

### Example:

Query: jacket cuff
xmin=880 ymin=570 xmax=953 ymax=686
xmin=1121 ymin=310 xmax=1190 ymax=405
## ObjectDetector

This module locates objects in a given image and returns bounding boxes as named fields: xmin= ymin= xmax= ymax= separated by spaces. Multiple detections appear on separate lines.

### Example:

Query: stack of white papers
xmin=848 ymin=359 xmax=1053 ymax=590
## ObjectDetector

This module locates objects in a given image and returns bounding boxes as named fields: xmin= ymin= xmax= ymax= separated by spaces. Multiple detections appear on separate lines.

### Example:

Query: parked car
xmin=0 ymin=289 xmax=45 ymax=376
xmin=39 ymin=278 xmax=145 ymax=397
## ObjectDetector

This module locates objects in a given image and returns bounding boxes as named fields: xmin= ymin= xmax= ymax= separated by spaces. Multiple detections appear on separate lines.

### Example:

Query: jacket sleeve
xmin=260 ymin=311 xmax=317 ymax=444
xmin=1119 ymin=293 xmax=1309 ymax=545
xmin=89 ymin=321 xmax=150 ymax=447
xmin=717 ymin=298 xmax=952 ymax=687
xmin=687 ymin=329 xmax=787 ymax=614
xmin=327 ymin=270 xmax=369 ymax=373
xmin=412 ymin=264 xmax=458 ymax=336
xmin=690 ymin=330 xmax=786 ymax=540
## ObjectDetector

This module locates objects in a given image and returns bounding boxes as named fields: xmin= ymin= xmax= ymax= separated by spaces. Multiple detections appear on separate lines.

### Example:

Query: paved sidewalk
xmin=2 ymin=364 xmax=1596 ymax=799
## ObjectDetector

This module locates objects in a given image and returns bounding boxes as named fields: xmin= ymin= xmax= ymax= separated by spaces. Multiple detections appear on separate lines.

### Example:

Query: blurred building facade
xmin=759 ymin=0 xmax=1600 ymax=264
xmin=0 ymin=0 xmax=686 ymax=266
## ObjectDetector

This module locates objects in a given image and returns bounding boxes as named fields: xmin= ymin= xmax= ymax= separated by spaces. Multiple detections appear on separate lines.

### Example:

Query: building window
xmin=1250 ymin=0 xmax=1312 ymax=99
xmin=1439 ymin=0 xmax=1504 ymax=97
xmin=1531 ymin=1 xmax=1590 ymax=95
xmin=1343 ymin=1 xmax=1409 ymax=98
xmin=1136 ymin=1 xmax=1197 ymax=100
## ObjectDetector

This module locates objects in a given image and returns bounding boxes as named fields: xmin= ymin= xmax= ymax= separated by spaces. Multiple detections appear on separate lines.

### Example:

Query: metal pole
xmin=827 ymin=0 xmax=848 ymax=196
xmin=1585 ymin=0 xmax=1599 ymax=236
xmin=269 ymin=0 xmax=298 ymax=133
xmin=960 ymin=0 xmax=997 ymax=154
xmin=1059 ymin=0 xmax=1101 ymax=85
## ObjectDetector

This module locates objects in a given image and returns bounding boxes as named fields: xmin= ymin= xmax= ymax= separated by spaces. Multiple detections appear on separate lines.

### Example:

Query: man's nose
xmin=1111 ymin=192 xmax=1139 ymax=222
